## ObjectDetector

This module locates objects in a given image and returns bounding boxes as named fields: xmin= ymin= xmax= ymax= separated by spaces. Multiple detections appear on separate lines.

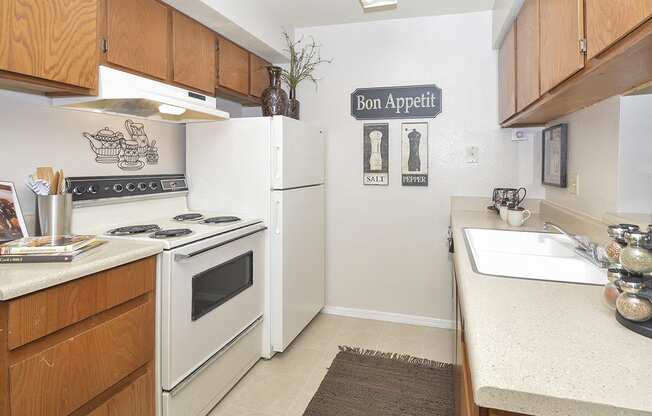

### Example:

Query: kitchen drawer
xmin=7 ymin=257 xmax=155 ymax=349
xmin=9 ymin=296 xmax=154 ymax=416
xmin=162 ymin=321 xmax=262 ymax=416
xmin=87 ymin=364 xmax=154 ymax=416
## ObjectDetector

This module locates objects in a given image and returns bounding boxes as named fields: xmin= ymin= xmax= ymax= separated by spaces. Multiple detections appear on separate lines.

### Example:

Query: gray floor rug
xmin=303 ymin=346 xmax=454 ymax=416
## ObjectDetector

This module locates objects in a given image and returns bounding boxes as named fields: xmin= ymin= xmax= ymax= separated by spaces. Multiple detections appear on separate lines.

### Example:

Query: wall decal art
xmin=351 ymin=84 xmax=442 ymax=120
xmin=401 ymin=122 xmax=428 ymax=186
xmin=542 ymin=123 xmax=567 ymax=187
xmin=83 ymin=120 xmax=159 ymax=171
xmin=363 ymin=123 xmax=389 ymax=186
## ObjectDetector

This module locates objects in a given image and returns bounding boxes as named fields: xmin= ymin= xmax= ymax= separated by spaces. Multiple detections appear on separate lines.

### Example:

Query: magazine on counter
xmin=0 ymin=235 xmax=97 ymax=255
xmin=0 ymin=240 xmax=106 ymax=263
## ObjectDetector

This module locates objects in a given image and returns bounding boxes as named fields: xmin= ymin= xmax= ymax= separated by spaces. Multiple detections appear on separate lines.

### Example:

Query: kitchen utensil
xmin=616 ymin=292 xmax=652 ymax=322
xmin=25 ymin=175 xmax=50 ymax=196
xmin=620 ymin=231 xmax=652 ymax=274
xmin=35 ymin=193 xmax=72 ymax=236
xmin=507 ymin=207 xmax=531 ymax=227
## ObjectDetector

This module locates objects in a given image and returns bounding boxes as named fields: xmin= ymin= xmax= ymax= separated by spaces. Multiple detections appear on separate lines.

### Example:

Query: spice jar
xmin=617 ymin=293 xmax=652 ymax=322
xmin=602 ymin=267 xmax=627 ymax=310
xmin=620 ymin=231 xmax=652 ymax=274
xmin=606 ymin=224 xmax=639 ymax=263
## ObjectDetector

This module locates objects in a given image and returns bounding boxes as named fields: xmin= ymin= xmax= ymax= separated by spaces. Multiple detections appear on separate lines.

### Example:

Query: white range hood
xmin=51 ymin=66 xmax=229 ymax=123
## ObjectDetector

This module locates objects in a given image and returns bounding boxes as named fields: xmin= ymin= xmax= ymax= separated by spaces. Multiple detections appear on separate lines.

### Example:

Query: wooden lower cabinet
xmin=0 ymin=257 xmax=156 ymax=416
xmin=453 ymin=267 xmax=527 ymax=416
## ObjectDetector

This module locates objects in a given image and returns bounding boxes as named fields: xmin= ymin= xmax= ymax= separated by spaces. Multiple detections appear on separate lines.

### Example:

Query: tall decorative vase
xmin=287 ymin=88 xmax=300 ymax=120
xmin=261 ymin=66 xmax=288 ymax=117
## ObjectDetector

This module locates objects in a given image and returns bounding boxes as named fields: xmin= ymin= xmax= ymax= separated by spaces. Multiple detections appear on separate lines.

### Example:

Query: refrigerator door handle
xmin=274 ymin=145 xmax=282 ymax=181
xmin=275 ymin=199 xmax=281 ymax=235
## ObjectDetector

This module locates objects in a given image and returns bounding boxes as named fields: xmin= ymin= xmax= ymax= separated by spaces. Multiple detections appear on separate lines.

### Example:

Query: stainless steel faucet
xmin=543 ymin=222 xmax=609 ymax=268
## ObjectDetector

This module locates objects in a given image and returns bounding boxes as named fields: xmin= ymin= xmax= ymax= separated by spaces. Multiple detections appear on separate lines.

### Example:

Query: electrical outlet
xmin=465 ymin=146 xmax=479 ymax=164
xmin=568 ymin=174 xmax=580 ymax=195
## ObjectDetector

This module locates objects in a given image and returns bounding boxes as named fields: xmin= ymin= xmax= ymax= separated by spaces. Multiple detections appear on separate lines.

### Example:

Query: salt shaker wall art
xmin=82 ymin=119 xmax=159 ymax=171
xmin=362 ymin=123 xmax=389 ymax=186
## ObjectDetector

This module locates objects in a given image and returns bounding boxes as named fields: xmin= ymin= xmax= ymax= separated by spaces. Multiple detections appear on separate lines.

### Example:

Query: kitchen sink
xmin=463 ymin=228 xmax=608 ymax=285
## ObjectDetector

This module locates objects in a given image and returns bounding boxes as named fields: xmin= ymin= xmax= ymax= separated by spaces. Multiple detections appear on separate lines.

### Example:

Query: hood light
xmin=158 ymin=104 xmax=187 ymax=115
xmin=360 ymin=0 xmax=397 ymax=10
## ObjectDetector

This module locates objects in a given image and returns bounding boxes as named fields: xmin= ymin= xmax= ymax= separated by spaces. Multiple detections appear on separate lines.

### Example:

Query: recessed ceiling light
xmin=359 ymin=0 xmax=398 ymax=11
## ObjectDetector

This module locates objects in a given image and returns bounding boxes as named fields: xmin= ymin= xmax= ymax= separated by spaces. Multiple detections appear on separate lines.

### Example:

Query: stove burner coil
xmin=150 ymin=228 xmax=193 ymax=239
xmin=201 ymin=216 xmax=241 ymax=224
xmin=107 ymin=224 xmax=161 ymax=235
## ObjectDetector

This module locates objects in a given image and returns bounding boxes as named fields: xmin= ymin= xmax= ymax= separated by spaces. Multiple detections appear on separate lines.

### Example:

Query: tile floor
xmin=208 ymin=313 xmax=454 ymax=416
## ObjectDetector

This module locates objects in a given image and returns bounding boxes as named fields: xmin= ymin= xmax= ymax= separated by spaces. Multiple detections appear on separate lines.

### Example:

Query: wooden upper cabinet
xmin=217 ymin=37 xmax=250 ymax=96
xmin=540 ymin=0 xmax=585 ymax=94
xmin=0 ymin=0 xmax=97 ymax=89
xmin=172 ymin=11 xmax=216 ymax=94
xmin=105 ymin=0 xmax=169 ymax=80
xmin=498 ymin=24 xmax=516 ymax=123
xmin=250 ymin=53 xmax=270 ymax=98
xmin=585 ymin=0 xmax=652 ymax=60
xmin=516 ymin=0 xmax=540 ymax=111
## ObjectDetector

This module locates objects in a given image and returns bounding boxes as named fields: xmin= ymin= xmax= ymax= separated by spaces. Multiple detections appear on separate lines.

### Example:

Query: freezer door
xmin=271 ymin=116 xmax=324 ymax=190
xmin=271 ymin=185 xmax=325 ymax=351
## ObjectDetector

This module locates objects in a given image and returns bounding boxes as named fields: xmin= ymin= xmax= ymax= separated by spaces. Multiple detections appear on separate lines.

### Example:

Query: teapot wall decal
xmin=83 ymin=127 xmax=124 ymax=163
xmin=83 ymin=120 xmax=159 ymax=171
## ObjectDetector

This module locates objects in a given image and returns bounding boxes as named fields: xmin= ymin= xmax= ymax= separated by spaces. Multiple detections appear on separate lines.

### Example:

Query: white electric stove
xmin=69 ymin=174 xmax=266 ymax=416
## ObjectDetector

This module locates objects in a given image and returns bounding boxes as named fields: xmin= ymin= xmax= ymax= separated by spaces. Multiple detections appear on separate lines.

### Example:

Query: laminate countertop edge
xmin=0 ymin=239 xmax=164 ymax=300
xmin=451 ymin=209 xmax=652 ymax=416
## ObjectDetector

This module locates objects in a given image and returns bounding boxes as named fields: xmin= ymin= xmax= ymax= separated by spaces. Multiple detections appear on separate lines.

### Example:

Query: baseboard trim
xmin=321 ymin=306 xmax=454 ymax=330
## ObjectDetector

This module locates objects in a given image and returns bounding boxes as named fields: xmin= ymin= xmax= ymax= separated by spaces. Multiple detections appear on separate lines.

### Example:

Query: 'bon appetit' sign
xmin=351 ymin=84 xmax=442 ymax=120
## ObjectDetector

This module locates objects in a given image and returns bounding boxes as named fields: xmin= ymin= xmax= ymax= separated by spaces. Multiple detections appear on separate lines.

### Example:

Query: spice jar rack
xmin=603 ymin=224 xmax=652 ymax=338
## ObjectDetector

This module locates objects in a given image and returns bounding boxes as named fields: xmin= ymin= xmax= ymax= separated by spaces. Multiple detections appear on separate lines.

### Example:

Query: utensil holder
xmin=35 ymin=194 xmax=72 ymax=236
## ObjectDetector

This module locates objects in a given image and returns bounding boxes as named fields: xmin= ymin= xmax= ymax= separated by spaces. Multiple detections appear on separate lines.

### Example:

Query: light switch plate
xmin=568 ymin=174 xmax=580 ymax=195
xmin=465 ymin=146 xmax=479 ymax=164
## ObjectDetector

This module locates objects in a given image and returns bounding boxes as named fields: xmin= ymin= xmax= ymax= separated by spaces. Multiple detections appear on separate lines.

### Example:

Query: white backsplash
xmin=0 ymin=89 xmax=186 ymax=217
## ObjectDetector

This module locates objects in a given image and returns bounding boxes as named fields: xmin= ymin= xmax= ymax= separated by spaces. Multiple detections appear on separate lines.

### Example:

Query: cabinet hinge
xmin=101 ymin=38 xmax=109 ymax=53
xmin=579 ymin=38 xmax=587 ymax=55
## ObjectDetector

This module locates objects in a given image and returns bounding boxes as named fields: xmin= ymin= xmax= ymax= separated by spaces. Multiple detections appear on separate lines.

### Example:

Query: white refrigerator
xmin=186 ymin=116 xmax=325 ymax=357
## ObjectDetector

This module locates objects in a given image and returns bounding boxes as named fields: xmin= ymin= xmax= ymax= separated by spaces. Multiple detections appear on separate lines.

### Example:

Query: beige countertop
xmin=0 ymin=239 xmax=163 ymax=300
xmin=451 ymin=208 xmax=652 ymax=416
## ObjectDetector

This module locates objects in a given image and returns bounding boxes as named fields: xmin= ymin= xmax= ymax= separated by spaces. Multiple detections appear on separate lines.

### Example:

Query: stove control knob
xmin=87 ymin=185 xmax=98 ymax=194
xmin=113 ymin=184 xmax=124 ymax=193
xmin=149 ymin=182 xmax=159 ymax=191
xmin=72 ymin=185 xmax=86 ymax=196
xmin=138 ymin=182 xmax=148 ymax=191
xmin=126 ymin=183 xmax=136 ymax=192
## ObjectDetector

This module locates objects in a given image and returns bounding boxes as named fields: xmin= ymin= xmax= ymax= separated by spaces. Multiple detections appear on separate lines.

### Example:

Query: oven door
xmin=161 ymin=224 xmax=266 ymax=390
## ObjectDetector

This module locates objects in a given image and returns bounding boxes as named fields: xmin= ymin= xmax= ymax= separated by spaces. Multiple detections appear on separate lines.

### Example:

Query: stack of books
xmin=0 ymin=235 xmax=106 ymax=264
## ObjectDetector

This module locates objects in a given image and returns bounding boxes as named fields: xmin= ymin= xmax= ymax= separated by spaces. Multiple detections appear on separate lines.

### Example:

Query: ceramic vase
xmin=261 ymin=66 xmax=288 ymax=117
xmin=287 ymin=88 xmax=300 ymax=120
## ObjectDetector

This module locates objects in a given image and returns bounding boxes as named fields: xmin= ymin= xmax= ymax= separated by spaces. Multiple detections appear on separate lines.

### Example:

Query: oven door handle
xmin=174 ymin=225 xmax=267 ymax=262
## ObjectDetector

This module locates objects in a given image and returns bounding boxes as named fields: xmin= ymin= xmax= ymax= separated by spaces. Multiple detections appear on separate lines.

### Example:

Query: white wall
xmin=618 ymin=95 xmax=652 ymax=213
xmin=0 ymin=89 xmax=185 ymax=219
xmin=543 ymin=97 xmax=621 ymax=220
xmin=296 ymin=11 xmax=540 ymax=322
xmin=492 ymin=0 xmax=523 ymax=49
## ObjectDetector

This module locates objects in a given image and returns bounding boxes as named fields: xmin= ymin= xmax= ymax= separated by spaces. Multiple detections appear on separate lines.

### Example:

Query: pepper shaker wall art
xmin=401 ymin=122 xmax=428 ymax=186
xmin=82 ymin=119 xmax=159 ymax=171
xmin=363 ymin=123 xmax=389 ymax=186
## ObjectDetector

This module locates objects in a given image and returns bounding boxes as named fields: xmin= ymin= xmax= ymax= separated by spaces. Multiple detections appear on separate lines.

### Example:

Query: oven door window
xmin=191 ymin=251 xmax=253 ymax=321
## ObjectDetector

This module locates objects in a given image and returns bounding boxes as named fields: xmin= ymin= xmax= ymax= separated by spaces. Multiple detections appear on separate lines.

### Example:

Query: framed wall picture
xmin=401 ymin=122 xmax=428 ymax=186
xmin=0 ymin=182 xmax=28 ymax=242
xmin=363 ymin=123 xmax=389 ymax=186
xmin=542 ymin=123 xmax=568 ymax=187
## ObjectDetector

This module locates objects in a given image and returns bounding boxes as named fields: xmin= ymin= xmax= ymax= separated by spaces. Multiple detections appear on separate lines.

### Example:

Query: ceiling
xmin=261 ymin=0 xmax=495 ymax=28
